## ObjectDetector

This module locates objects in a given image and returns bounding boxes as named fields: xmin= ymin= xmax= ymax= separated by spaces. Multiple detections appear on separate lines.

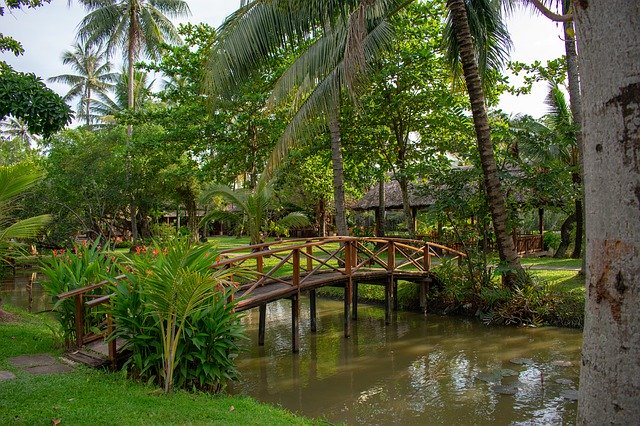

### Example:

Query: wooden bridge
xmin=57 ymin=237 xmax=465 ymax=366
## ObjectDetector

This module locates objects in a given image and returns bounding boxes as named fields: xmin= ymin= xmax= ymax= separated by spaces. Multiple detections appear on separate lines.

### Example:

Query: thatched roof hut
xmin=351 ymin=181 xmax=435 ymax=211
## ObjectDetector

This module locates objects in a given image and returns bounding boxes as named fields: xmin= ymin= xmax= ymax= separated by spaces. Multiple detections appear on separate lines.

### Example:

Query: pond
xmin=230 ymin=297 xmax=581 ymax=425
xmin=1 ymin=273 xmax=50 ymax=313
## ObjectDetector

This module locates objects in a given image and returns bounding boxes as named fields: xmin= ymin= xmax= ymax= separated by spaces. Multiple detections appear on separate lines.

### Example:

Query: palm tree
xmin=209 ymin=1 xmax=398 ymax=236
xmin=0 ymin=116 xmax=41 ymax=147
xmin=210 ymin=0 xmax=524 ymax=282
xmin=445 ymin=0 xmax=523 ymax=284
xmin=200 ymin=180 xmax=309 ymax=246
xmin=47 ymin=42 xmax=117 ymax=127
xmin=92 ymin=67 xmax=155 ymax=125
xmin=76 ymin=0 xmax=190 ymax=240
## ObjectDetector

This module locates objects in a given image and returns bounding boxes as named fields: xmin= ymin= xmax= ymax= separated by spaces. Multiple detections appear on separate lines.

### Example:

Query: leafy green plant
xmin=39 ymin=239 xmax=118 ymax=346
xmin=111 ymin=239 xmax=248 ymax=393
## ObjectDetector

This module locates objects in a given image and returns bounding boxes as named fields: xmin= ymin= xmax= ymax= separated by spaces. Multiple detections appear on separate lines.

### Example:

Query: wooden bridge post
xmin=74 ymin=294 xmax=84 ymax=348
xmin=107 ymin=313 xmax=116 ymax=369
xmin=306 ymin=244 xmax=313 ymax=272
xmin=385 ymin=242 xmax=395 ymax=325
xmin=343 ymin=242 xmax=352 ymax=338
xmin=292 ymin=249 xmax=301 ymax=352
xmin=258 ymin=304 xmax=266 ymax=346
xmin=291 ymin=294 xmax=300 ymax=353
xmin=309 ymin=289 xmax=317 ymax=332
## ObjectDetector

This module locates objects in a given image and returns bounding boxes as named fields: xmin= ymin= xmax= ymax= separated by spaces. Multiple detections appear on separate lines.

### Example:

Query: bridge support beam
xmin=419 ymin=280 xmax=429 ymax=315
xmin=344 ymin=280 xmax=352 ymax=338
xmin=393 ymin=282 xmax=399 ymax=311
xmin=309 ymin=289 xmax=317 ymax=333
xmin=352 ymin=283 xmax=358 ymax=320
xmin=258 ymin=304 xmax=266 ymax=346
xmin=291 ymin=294 xmax=300 ymax=353
xmin=385 ymin=275 xmax=394 ymax=325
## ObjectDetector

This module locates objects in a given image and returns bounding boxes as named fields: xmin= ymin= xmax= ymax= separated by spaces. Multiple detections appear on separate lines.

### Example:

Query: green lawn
xmin=0 ymin=306 xmax=312 ymax=426
xmin=520 ymin=256 xmax=582 ymax=269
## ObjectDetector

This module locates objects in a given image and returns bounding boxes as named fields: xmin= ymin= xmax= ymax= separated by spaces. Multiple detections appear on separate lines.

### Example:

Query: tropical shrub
xmin=40 ymin=240 xmax=118 ymax=346
xmin=110 ymin=239 xmax=247 ymax=393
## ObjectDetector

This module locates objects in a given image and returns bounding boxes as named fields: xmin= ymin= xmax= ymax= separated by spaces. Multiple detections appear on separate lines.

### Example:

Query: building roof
xmin=351 ymin=181 xmax=436 ymax=211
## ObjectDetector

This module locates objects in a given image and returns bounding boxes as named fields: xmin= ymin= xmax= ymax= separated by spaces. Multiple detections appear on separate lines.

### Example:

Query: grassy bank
xmin=0 ymin=306 xmax=311 ymax=426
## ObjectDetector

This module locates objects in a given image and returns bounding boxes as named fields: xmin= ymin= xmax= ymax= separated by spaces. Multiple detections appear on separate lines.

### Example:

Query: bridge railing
xmin=213 ymin=237 xmax=466 ymax=299
xmin=53 ymin=237 xmax=465 ymax=362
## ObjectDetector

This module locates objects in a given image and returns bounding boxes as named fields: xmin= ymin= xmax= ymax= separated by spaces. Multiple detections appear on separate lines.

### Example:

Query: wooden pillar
xmin=74 ymin=294 xmax=84 ymax=348
xmin=309 ymin=290 xmax=317 ymax=333
xmin=385 ymin=275 xmax=394 ymax=325
xmin=352 ymin=282 xmax=358 ymax=320
xmin=419 ymin=280 xmax=429 ymax=315
xmin=306 ymin=244 xmax=313 ymax=272
xmin=258 ymin=304 xmax=266 ymax=346
xmin=343 ymin=242 xmax=352 ymax=338
xmin=291 ymin=295 xmax=300 ymax=353
xmin=107 ymin=313 xmax=116 ymax=369
xmin=393 ymin=282 xmax=398 ymax=311
xmin=344 ymin=280 xmax=352 ymax=338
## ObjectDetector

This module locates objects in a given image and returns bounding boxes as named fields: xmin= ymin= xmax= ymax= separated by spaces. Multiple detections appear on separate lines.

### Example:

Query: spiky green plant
xmin=114 ymin=239 xmax=246 ymax=393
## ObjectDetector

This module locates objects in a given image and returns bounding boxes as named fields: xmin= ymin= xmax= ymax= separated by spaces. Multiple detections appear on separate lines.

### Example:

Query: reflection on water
xmin=1 ymin=274 xmax=51 ymax=312
xmin=230 ymin=297 xmax=581 ymax=425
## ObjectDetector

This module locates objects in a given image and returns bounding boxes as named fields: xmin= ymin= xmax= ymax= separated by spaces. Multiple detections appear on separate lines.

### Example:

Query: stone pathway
xmin=0 ymin=353 xmax=74 ymax=381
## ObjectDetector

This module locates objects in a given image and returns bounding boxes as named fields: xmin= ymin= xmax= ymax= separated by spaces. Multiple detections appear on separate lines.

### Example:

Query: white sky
xmin=2 ymin=1 xmax=565 ymax=119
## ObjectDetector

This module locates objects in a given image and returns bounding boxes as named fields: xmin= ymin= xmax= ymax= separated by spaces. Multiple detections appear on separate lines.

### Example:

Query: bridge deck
xmin=235 ymin=269 xmax=431 ymax=311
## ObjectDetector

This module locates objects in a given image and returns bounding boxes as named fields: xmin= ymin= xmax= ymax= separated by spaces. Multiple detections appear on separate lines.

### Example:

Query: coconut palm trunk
xmin=328 ymin=95 xmax=348 ymax=236
xmin=127 ymin=6 xmax=139 ymax=242
xmin=446 ymin=0 xmax=523 ymax=284
xmin=563 ymin=16 xmax=584 ymax=260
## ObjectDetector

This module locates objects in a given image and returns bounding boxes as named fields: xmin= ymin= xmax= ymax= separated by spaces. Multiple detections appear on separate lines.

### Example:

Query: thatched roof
xmin=351 ymin=181 xmax=435 ymax=211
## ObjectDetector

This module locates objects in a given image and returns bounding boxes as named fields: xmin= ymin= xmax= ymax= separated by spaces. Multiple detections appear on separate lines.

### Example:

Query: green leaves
xmin=0 ymin=66 xmax=72 ymax=138
xmin=112 ymin=238 xmax=245 ymax=393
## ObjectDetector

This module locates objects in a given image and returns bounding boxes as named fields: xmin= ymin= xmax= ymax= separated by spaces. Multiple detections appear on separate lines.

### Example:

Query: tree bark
xmin=328 ymin=95 xmax=348 ymax=236
xmin=446 ymin=0 xmax=523 ymax=285
xmin=376 ymin=176 xmax=385 ymax=237
xmin=127 ymin=8 xmax=139 ymax=242
xmin=564 ymin=13 xmax=584 ymax=260
xmin=574 ymin=1 xmax=640 ymax=422
xmin=398 ymin=176 xmax=416 ymax=238
xmin=553 ymin=211 xmax=575 ymax=258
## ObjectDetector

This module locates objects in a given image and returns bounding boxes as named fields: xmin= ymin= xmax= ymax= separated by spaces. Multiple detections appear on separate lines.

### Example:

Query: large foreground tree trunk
xmin=446 ymin=0 xmax=523 ymax=285
xmin=575 ymin=1 xmax=640 ymax=422
xmin=328 ymin=95 xmax=348 ymax=236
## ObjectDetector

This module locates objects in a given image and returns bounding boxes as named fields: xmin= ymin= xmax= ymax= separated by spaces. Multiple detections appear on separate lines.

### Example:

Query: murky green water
xmin=231 ymin=297 xmax=581 ymax=425
xmin=1 ymin=274 xmax=50 ymax=312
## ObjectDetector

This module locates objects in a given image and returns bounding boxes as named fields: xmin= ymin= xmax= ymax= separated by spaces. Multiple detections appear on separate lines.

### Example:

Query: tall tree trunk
xmin=446 ymin=0 xmax=523 ymax=285
xmin=564 ymin=13 xmax=584 ymax=260
xmin=553 ymin=211 xmax=575 ymax=258
xmin=574 ymin=1 xmax=640 ymax=422
xmin=316 ymin=197 xmax=327 ymax=237
xmin=86 ymin=86 xmax=91 ymax=127
xmin=377 ymin=176 xmax=385 ymax=237
xmin=127 ymin=16 xmax=138 ymax=242
xmin=398 ymin=177 xmax=416 ymax=238
xmin=328 ymin=95 xmax=348 ymax=236
xmin=571 ymin=198 xmax=583 ymax=258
